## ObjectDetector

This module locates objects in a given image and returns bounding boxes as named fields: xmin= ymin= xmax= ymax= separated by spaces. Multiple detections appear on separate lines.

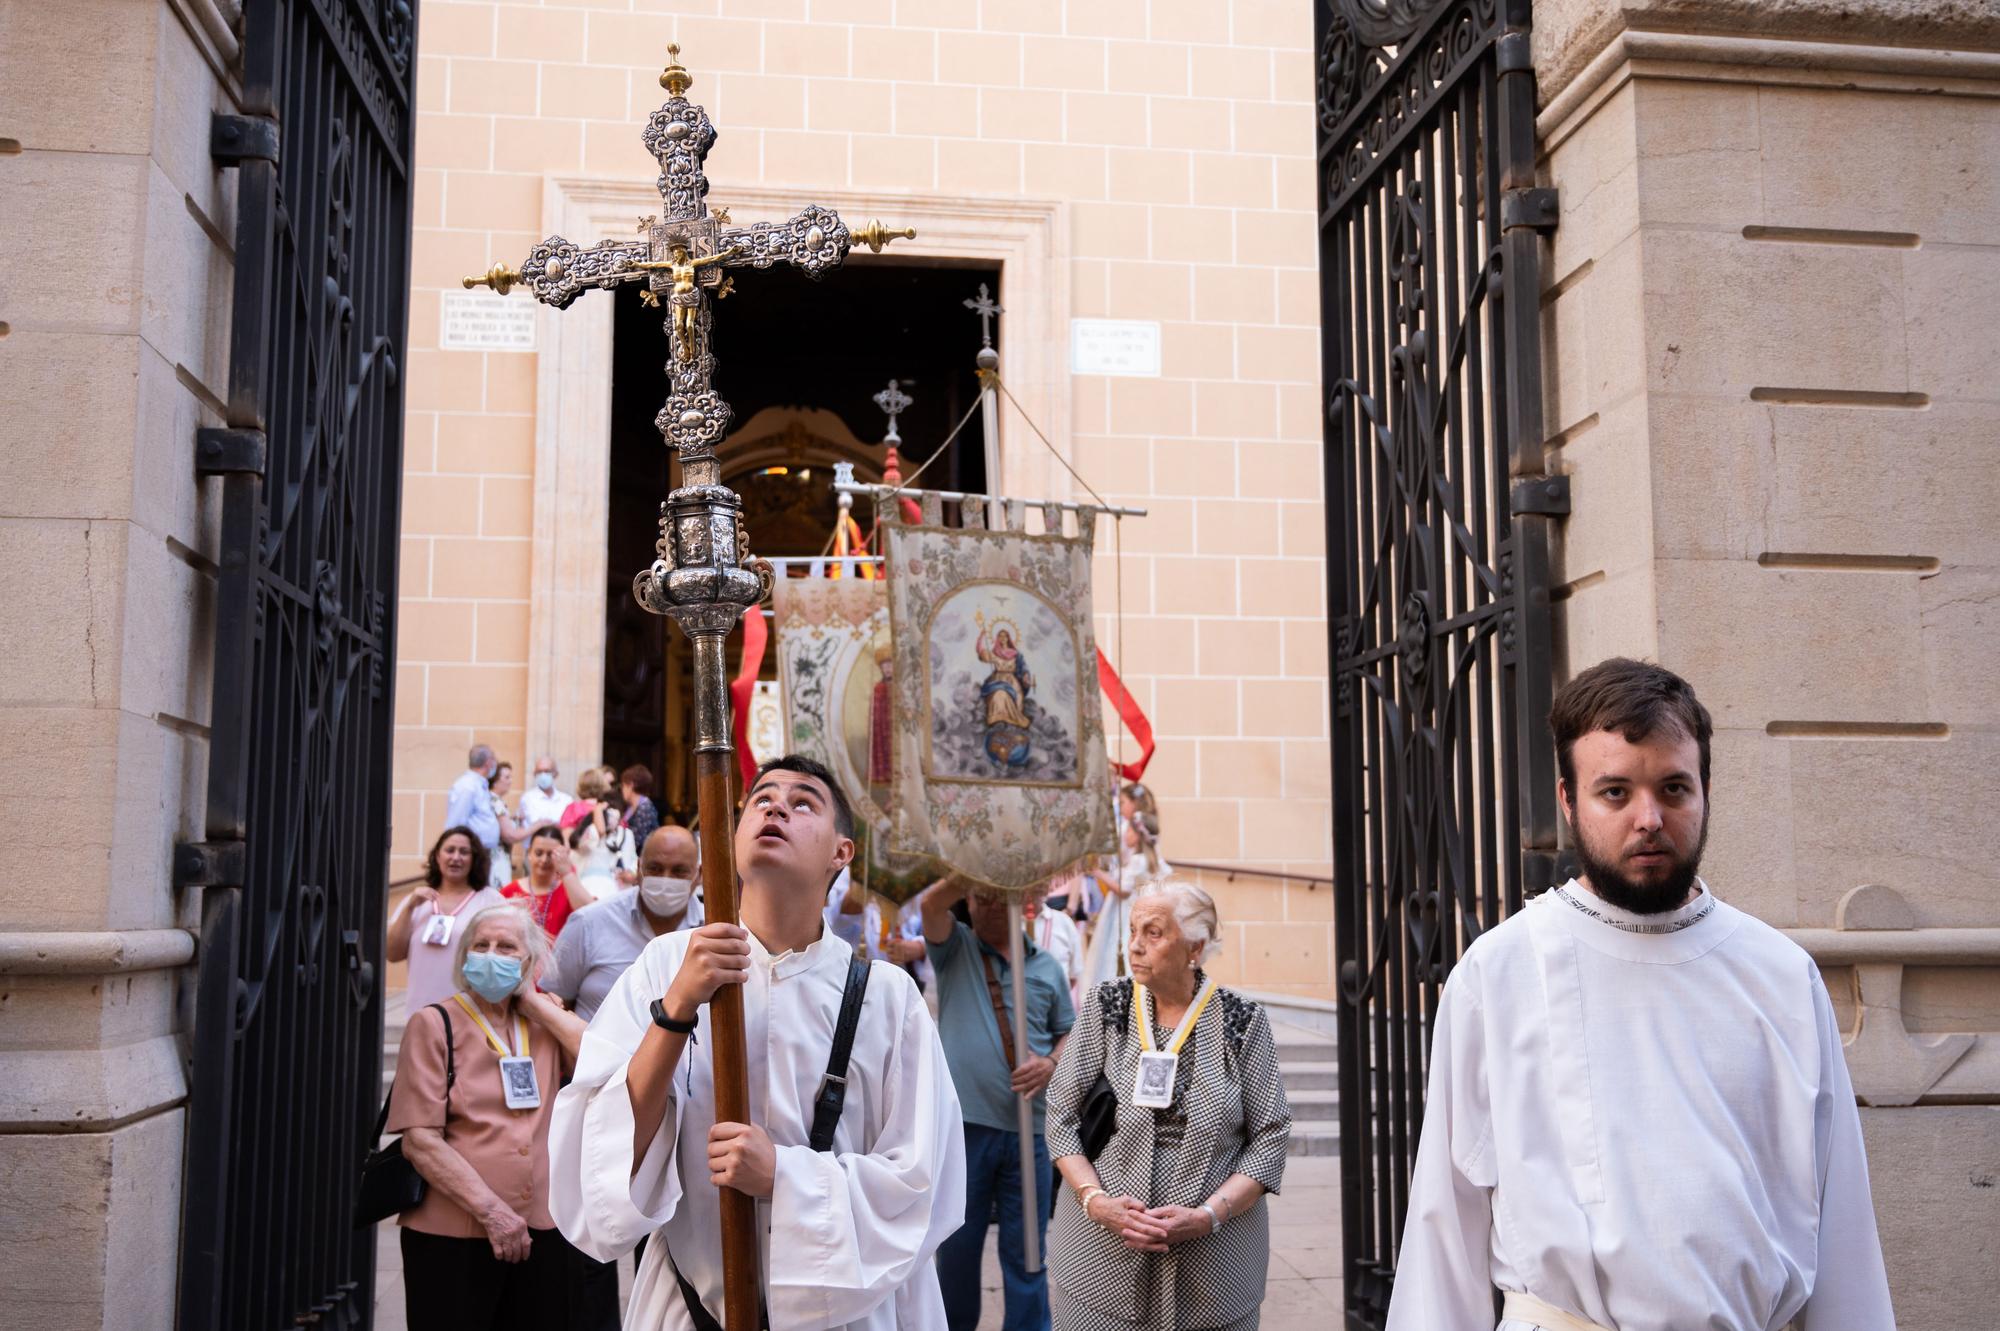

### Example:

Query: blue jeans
xmin=938 ymin=1122 xmax=1053 ymax=1331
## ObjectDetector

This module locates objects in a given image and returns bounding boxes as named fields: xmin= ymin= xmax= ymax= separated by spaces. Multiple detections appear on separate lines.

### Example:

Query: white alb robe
xmin=1387 ymin=879 xmax=1894 ymax=1331
xmin=549 ymin=927 xmax=966 ymax=1330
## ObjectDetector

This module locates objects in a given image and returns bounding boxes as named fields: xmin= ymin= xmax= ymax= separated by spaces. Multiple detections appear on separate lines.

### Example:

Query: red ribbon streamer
xmin=1097 ymin=648 xmax=1154 ymax=782
xmin=731 ymin=603 xmax=770 ymax=789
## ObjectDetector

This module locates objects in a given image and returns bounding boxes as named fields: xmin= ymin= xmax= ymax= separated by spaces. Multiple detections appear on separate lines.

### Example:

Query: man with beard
xmin=1386 ymin=658 xmax=1894 ymax=1331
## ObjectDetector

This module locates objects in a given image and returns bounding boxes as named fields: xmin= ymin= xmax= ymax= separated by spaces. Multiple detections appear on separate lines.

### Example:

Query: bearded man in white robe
xmin=1387 ymin=658 xmax=1895 ymax=1331
xmin=549 ymin=754 xmax=966 ymax=1330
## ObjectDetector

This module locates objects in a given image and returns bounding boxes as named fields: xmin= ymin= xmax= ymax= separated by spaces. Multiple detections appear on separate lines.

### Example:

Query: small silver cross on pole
xmin=963 ymin=281 xmax=1003 ymax=350
xmin=873 ymin=378 xmax=913 ymax=445
xmin=462 ymin=44 xmax=914 ymax=1331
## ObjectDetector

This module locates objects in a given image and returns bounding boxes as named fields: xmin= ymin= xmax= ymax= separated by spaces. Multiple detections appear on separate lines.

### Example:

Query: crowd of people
xmin=382 ymin=655 xmax=1901 ymax=1331
xmin=383 ymin=753 xmax=1291 ymax=1331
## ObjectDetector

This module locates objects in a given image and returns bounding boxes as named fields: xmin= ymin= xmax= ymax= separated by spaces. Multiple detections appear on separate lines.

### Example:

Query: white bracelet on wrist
xmin=1200 ymin=1202 xmax=1221 ymax=1233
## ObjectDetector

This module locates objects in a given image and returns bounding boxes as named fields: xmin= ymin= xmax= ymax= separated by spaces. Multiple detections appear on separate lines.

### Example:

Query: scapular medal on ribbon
xmin=454 ymin=994 xmax=541 ymax=1110
xmin=1131 ymin=977 xmax=1217 ymax=1109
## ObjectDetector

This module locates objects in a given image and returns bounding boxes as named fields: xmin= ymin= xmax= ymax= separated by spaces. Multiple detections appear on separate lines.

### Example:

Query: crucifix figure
xmin=962 ymin=281 xmax=1003 ymax=350
xmin=465 ymin=45 xmax=913 ymax=1330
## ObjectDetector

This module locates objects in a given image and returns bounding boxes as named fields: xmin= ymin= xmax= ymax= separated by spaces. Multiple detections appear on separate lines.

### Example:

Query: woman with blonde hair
xmin=386 ymin=904 xmax=589 ymax=1327
xmin=1045 ymin=881 xmax=1291 ymax=1330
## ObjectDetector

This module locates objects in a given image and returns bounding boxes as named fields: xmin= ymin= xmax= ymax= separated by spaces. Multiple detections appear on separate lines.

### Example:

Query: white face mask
xmin=639 ymin=874 xmax=694 ymax=917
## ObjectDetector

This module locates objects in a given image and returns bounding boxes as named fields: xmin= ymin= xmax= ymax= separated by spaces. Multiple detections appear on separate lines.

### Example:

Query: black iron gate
xmin=1313 ymin=1 xmax=1563 ymax=1324
xmin=176 ymin=1 xmax=417 ymax=1327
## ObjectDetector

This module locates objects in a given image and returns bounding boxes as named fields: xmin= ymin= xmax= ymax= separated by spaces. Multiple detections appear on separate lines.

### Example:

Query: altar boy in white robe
xmin=1388 ymin=659 xmax=1895 ymax=1331
xmin=550 ymin=754 xmax=966 ymax=1330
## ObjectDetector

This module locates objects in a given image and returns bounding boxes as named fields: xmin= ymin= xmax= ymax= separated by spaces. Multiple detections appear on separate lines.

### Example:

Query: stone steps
xmin=1272 ymin=1022 xmax=1341 ymax=1158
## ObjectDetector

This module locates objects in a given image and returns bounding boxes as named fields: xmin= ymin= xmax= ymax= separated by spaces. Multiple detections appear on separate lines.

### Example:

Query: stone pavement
xmin=371 ymin=1154 xmax=1338 ymax=1329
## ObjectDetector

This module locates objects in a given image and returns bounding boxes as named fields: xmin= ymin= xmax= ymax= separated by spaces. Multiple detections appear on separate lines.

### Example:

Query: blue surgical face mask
xmin=535 ymin=772 xmax=555 ymax=792
xmin=463 ymin=951 xmax=523 ymax=1003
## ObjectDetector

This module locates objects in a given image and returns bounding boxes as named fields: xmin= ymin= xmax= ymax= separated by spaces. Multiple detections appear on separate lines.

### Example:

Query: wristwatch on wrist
xmin=649 ymin=997 xmax=697 ymax=1033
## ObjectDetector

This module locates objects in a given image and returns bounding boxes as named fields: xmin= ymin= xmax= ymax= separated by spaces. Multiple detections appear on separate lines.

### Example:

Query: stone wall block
xmin=0 ymin=970 xmax=179 ymax=1051
xmin=117 ymin=528 xmax=212 ymax=727
xmin=1543 ymin=80 xmax=1640 ymax=282
xmin=1241 ymin=797 xmax=1330 ymax=862
xmin=107 ymin=708 xmax=176 ymax=929
xmin=0 ymin=332 xmax=144 ymax=521
xmin=1545 ymin=230 xmax=1645 ymax=431
xmin=1652 ymin=396 xmax=2000 ymax=567
xmin=1757 ymin=85 xmax=2000 ymax=248
xmin=0 ymin=520 xmax=127 ymax=710
xmin=0 ymin=151 xmax=149 ymax=335
xmin=1917 ymin=567 xmax=2000 ymax=724
xmin=1785 ymin=729 xmax=1996 ymax=928
xmin=149 ymin=3 xmax=233 ymax=222
xmin=1552 ymin=392 xmax=1653 ymax=582
xmin=0 ymin=0 xmax=158 ymax=156
xmin=1642 ymin=229 xmax=1908 ymax=396
xmin=0 ymin=1108 xmax=185 ymax=1330
xmin=1859 ymin=1105 xmax=2000 ymax=1331
xmin=1654 ymin=558 xmax=1928 ymax=727
xmin=1630 ymin=79 xmax=1762 ymax=227
xmin=138 ymin=158 xmax=233 ymax=387
xmin=1233 ymin=920 xmax=1334 ymax=987
xmin=1701 ymin=726 xmax=1798 ymax=927
xmin=1902 ymin=243 xmax=2000 ymax=404
xmin=1554 ymin=562 xmax=1659 ymax=673
xmin=1199 ymin=737 xmax=1284 ymax=799
xmin=133 ymin=342 xmax=226 ymax=559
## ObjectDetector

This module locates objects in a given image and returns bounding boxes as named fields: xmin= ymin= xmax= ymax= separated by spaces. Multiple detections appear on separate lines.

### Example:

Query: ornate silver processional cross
xmin=464 ymin=45 xmax=912 ymax=1330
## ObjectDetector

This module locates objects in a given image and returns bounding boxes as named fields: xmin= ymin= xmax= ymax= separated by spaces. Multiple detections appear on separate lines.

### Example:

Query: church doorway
xmin=602 ymin=258 xmax=1000 ymax=822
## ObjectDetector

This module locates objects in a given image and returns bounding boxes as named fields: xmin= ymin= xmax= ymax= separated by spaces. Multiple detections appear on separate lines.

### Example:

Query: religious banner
xmin=771 ymin=574 xmax=935 ymax=903
xmin=884 ymin=514 xmax=1115 ymax=889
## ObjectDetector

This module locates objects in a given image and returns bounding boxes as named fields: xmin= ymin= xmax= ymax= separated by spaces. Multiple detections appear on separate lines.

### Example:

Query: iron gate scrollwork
xmin=1312 ymin=1 xmax=1562 ymax=1325
xmin=178 ymin=1 xmax=416 ymax=1327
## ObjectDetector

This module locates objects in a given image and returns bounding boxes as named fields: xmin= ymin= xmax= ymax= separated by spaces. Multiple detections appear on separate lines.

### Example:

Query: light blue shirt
xmin=445 ymin=769 xmax=499 ymax=850
xmin=929 ymin=921 xmax=1074 ymax=1134
xmin=547 ymin=888 xmax=696 ymax=1023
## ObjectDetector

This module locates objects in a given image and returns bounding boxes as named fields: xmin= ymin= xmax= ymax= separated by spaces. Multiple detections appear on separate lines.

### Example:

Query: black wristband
xmin=650 ymin=997 xmax=697 ymax=1033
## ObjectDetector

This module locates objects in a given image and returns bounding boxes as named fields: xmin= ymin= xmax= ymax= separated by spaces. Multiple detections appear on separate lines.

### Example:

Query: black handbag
xmin=1079 ymin=1070 xmax=1117 ymax=1162
xmin=354 ymin=1002 xmax=455 ymax=1227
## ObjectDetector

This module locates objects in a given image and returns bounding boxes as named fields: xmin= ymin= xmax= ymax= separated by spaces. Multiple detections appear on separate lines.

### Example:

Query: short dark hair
xmin=620 ymin=764 xmax=653 ymax=798
xmin=528 ymin=823 xmax=566 ymax=848
xmin=426 ymin=825 xmax=493 ymax=889
xmin=1550 ymin=658 xmax=1713 ymax=795
xmin=749 ymin=754 xmax=854 ymax=839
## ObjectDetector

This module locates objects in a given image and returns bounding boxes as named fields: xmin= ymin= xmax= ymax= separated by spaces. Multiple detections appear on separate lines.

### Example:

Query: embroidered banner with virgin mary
xmin=883 ymin=506 xmax=1115 ymax=889
xmin=770 ymin=572 xmax=936 ymax=903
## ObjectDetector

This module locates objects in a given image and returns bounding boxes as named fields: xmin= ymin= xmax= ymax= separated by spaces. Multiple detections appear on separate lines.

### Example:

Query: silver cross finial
xmin=873 ymin=378 xmax=913 ymax=444
xmin=963 ymin=282 xmax=1003 ymax=349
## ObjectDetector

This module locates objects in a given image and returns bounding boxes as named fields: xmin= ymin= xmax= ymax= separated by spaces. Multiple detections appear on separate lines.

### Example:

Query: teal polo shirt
xmin=928 ymin=920 xmax=1076 ymax=1134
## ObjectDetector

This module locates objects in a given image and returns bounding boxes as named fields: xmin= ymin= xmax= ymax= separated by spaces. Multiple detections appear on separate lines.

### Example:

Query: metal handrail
xmin=1174 ymin=859 xmax=1331 ymax=890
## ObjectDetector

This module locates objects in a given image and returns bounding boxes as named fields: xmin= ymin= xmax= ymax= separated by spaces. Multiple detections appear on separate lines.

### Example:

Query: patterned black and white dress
xmin=1044 ymin=975 xmax=1292 ymax=1330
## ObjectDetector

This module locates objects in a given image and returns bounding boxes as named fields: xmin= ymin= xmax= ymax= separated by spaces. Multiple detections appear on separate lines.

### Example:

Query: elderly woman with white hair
xmin=386 ymin=903 xmax=588 ymax=1328
xmin=1044 ymin=880 xmax=1292 ymax=1330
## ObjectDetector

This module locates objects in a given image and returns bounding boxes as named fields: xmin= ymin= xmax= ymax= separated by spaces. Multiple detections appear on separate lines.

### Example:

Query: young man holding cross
xmin=548 ymin=755 xmax=967 ymax=1330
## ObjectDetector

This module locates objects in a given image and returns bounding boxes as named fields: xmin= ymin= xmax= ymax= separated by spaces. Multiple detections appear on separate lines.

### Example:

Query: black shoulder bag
xmin=673 ymin=955 xmax=873 ymax=1331
xmin=1077 ymin=981 xmax=1124 ymax=1162
xmin=353 ymin=1002 xmax=456 ymax=1228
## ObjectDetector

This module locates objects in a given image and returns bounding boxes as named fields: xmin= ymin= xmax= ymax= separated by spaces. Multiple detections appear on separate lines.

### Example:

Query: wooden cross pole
xmin=466 ymin=45 xmax=913 ymax=1329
